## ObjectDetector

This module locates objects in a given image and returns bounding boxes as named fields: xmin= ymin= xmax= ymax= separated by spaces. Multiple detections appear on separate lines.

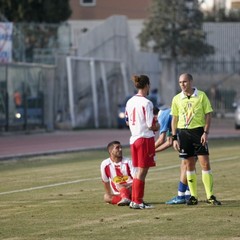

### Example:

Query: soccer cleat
xmin=186 ymin=196 xmax=198 ymax=205
xmin=129 ymin=201 xmax=154 ymax=209
xmin=165 ymin=196 xmax=186 ymax=205
xmin=206 ymin=195 xmax=221 ymax=205
xmin=185 ymin=195 xmax=191 ymax=201
xmin=142 ymin=202 xmax=154 ymax=209
xmin=117 ymin=198 xmax=131 ymax=206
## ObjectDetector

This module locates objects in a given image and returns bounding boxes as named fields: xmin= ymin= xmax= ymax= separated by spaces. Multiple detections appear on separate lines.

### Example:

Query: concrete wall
xmin=66 ymin=15 xmax=161 ymax=128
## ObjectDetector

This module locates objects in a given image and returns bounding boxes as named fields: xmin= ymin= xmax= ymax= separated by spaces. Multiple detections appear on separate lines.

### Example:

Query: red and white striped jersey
xmin=125 ymin=95 xmax=155 ymax=144
xmin=100 ymin=157 xmax=136 ymax=195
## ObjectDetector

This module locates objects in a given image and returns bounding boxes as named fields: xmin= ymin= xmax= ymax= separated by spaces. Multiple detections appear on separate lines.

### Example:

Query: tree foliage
xmin=138 ymin=0 xmax=214 ymax=59
xmin=0 ymin=0 xmax=72 ymax=23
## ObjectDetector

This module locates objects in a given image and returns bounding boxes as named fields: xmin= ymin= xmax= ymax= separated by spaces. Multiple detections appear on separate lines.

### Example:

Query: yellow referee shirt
xmin=171 ymin=88 xmax=213 ymax=129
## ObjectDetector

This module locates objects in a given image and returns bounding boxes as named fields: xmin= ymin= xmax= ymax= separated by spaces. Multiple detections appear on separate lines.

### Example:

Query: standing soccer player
xmin=125 ymin=75 xmax=159 ymax=209
xmin=171 ymin=73 xmax=221 ymax=205
xmin=154 ymin=107 xmax=191 ymax=204
xmin=100 ymin=141 xmax=136 ymax=206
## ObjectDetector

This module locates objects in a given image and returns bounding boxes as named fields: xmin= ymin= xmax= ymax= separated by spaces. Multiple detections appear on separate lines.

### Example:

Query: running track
xmin=0 ymin=118 xmax=239 ymax=160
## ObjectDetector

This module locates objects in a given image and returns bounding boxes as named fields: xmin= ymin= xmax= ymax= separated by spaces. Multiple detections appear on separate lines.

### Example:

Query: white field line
xmin=0 ymin=156 xmax=238 ymax=196
xmin=151 ymin=155 xmax=239 ymax=173
xmin=0 ymin=178 xmax=99 ymax=196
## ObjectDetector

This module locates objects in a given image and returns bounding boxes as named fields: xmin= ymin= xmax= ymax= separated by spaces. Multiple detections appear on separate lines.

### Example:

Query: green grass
xmin=0 ymin=138 xmax=240 ymax=240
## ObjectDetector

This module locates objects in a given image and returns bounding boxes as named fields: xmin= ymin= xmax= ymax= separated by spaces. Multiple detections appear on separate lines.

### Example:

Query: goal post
xmin=66 ymin=56 xmax=130 ymax=128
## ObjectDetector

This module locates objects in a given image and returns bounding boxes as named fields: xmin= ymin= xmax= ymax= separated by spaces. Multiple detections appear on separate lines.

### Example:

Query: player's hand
xmin=201 ymin=133 xmax=208 ymax=145
xmin=173 ymin=140 xmax=180 ymax=151
xmin=150 ymin=122 xmax=159 ymax=132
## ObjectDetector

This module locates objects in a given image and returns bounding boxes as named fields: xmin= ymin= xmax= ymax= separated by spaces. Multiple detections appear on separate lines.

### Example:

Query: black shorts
xmin=178 ymin=127 xmax=209 ymax=159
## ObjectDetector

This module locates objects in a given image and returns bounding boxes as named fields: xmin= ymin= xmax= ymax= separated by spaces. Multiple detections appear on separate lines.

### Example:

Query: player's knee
xmin=201 ymin=162 xmax=211 ymax=171
xmin=199 ymin=156 xmax=211 ymax=170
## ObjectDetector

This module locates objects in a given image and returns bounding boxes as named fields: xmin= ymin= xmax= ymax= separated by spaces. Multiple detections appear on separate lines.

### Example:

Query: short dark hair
xmin=186 ymin=73 xmax=193 ymax=81
xmin=107 ymin=141 xmax=121 ymax=153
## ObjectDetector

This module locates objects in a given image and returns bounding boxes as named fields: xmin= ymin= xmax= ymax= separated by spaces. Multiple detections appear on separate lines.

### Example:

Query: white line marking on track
xmin=0 ymin=156 xmax=238 ymax=196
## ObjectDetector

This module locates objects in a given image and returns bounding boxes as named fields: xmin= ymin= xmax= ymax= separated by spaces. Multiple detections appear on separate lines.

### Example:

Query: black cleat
xmin=186 ymin=196 xmax=198 ymax=205
xmin=206 ymin=195 xmax=221 ymax=205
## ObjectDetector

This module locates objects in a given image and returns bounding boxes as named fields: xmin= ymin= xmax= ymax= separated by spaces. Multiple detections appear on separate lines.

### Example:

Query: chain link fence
xmin=0 ymin=63 xmax=55 ymax=132
xmin=12 ymin=22 xmax=71 ymax=64
xmin=177 ymin=58 xmax=240 ymax=117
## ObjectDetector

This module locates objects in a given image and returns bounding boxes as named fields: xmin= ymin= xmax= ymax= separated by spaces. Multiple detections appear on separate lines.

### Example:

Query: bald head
xmin=179 ymin=73 xmax=193 ymax=81
xmin=178 ymin=73 xmax=194 ymax=95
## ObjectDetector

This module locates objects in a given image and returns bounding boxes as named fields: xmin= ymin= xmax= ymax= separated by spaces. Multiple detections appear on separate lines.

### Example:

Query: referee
xmin=171 ymin=73 xmax=221 ymax=206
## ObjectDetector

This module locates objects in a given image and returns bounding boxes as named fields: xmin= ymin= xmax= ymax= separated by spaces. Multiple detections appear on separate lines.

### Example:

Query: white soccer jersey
xmin=125 ymin=95 xmax=155 ymax=144
xmin=100 ymin=157 xmax=136 ymax=195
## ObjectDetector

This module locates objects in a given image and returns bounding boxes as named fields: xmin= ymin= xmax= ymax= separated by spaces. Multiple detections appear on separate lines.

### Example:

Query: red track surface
xmin=0 ymin=118 xmax=239 ymax=160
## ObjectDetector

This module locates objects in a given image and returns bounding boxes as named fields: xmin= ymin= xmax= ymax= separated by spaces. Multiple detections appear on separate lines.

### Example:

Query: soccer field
xmin=0 ymin=138 xmax=239 ymax=240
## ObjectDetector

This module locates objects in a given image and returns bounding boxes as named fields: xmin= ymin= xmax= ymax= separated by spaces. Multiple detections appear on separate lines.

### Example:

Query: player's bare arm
xmin=103 ymin=182 xmax=112 ymax=195
xmin=201 ymin=112 xmax=211 ymax=145
xmin=171 ymin=115 xmax=180 ymax=151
